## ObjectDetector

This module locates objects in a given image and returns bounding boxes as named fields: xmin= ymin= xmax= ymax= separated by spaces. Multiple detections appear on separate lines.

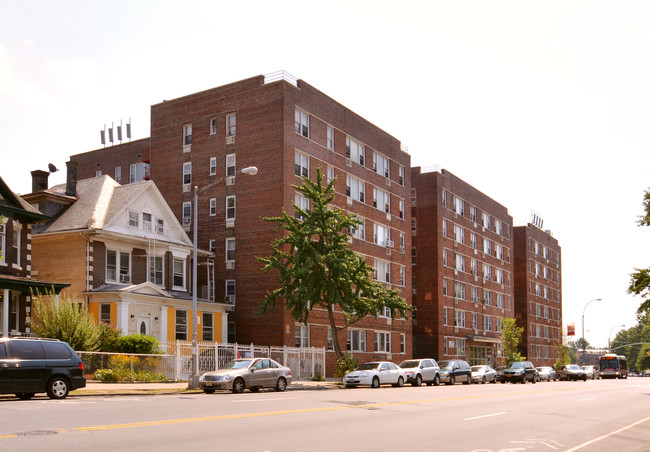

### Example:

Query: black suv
xmin=0 ymin=337 xmax=86 ymax=400
xmin=499 ymin=361 xmax=538 ymax=384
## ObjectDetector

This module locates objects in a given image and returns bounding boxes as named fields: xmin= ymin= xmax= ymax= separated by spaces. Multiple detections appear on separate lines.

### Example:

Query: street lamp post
xmin=188 ymin=166 xmax=258 ymax=389
xmin=608 ymin=324 xmax=625 ymax=350
xmin=580 ymin=298 xmax=601 ymax=365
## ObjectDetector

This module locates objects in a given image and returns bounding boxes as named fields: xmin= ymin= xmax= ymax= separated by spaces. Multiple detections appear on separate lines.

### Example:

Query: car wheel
xmin=275 ymin=377 xmax=287 ymax=392
xmin=433 ymin=374 xmax=441 ymax=386
xmin=203 ymin=389 xmax=216 ymax=394
xmin=532 ymin=375 xmax=536 ymax=384
xmin=482 ymin=376 xmax=486 ymax=384
xmin=447 ymin=375 xmax=455 ymax=386
xmin=232 ymin=377 xmax=245 ymax=394
xmin=521 ymin=375 xmax=526 ymax=384
xmin=46 ymin=376 xmax=70 ymax=400
xmin=371 ymin=376 xmax=380 ymax=388
xmin=393 ymin=376 xmax=404 ymax=388
xmin=500 ymin=380 xmax=506 ymax=384
xmin=412 ymin=374 xmax=422 ymax=387
xmin=16 ymin=393 xmax=35 ymax=400
xmin=345 ymin=384 xmax=354 ymax=388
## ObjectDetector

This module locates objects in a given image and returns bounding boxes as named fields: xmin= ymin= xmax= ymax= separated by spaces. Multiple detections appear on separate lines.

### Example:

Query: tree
xmin=628 ymin=189 xmax=650 ymax=316
xmin=258 ymin=169 xmax=412 ymax=359
xmin=636 ymin=344 xmax=650 ymax=372
xmin=32 ymin=291 xmax=101 ymax=351
xmin=554 ymin=336 xmax=575 ymax=369
xmin=500 ymin=317 xmax=525 ymax=367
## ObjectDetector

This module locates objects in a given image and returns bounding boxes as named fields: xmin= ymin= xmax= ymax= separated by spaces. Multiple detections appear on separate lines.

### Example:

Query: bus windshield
xmin=600 ymin=358 xmax=619 ymax=369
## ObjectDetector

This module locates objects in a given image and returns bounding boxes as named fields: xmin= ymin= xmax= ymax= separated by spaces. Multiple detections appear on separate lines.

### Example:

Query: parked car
xmin=557 ymin=364 xmax=587 ymax=381
xmin=537 ymin=366 xmax=557 ymax=381
xmin=198 ymin=357 xmax=292 ymax=394
xmin=345 ymin=361 xmax=406 ymax=388
xmin=581 ymin=365 xmax=597 ymax=380
xmin=399 ymin=359 xmax=441 ymax=386
xmin=499 ymin=361 xmax=538 ymax=384
xmin=438 ymin=359 xmax=472 ymax=385
xmin=0 ymin=337 xmax=86 ymax=400
xmin=470 ymin=365 xmax=497 ymax=384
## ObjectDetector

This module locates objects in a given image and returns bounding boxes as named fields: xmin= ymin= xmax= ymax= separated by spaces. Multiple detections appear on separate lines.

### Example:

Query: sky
xmin=1 ymin=0 xmax=649 ymax=348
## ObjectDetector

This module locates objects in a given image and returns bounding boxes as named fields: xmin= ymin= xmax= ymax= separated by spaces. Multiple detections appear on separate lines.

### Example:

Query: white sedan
xmin=470 ymin=365 xmax=498 ymax=384
xmin=344 ymin=361 xmax=406 ymax=388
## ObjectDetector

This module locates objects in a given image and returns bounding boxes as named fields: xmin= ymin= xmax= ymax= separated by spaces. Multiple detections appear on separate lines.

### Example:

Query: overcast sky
xmin=1 ymin=1 xmax=649 ymax=348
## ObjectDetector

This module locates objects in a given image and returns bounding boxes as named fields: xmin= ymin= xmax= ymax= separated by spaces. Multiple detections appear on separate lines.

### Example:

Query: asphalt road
xmin=1 ymin=378 xmax=649 ymax=451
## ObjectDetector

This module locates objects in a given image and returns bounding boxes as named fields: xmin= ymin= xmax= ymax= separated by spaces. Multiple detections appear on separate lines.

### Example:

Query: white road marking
xmin=577 ymin=397 xmax=595 ymax=401
xmin=511 ymin=438 xmax=564 ymax=449
xmin=464 ymin=411 xmax=507 ymax=421
xmin=564 ymin=414 xmax=650 ymax=452
xmin=232 ymin=397 xmax=298 ymax=403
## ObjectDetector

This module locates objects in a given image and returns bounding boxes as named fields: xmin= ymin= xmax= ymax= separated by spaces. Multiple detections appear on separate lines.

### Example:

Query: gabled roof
xmin=0 ymin=176 xmax=49 ymax=222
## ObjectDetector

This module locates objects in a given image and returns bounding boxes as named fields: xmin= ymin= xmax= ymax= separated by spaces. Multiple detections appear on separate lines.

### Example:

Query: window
xmin=156 ymin=218 xmax=164 ymax=235
xmin=346 ymin=175 xmax=365 ymax=202
xmin=470 ymin=232 xmax=477 ymax=249
xmin=471 ymin=259 xmax=478 ymax=276
xmin=457 ymin=338 xmax=466 ymax=355
xmin=183 ymin=123 xmax=192 ymax=146
xmin=115 ymin=166 xmax=122 ymax=183
xmin=327 ymin=126 xmax=334 ymax=150
xmin=226 ymin=196 xmax=236 ymax=220
xmin=454 ymin=197 xmax=464 ymax=216
xmin=472 ymin=313 xmax=478 ymax=330
xmin=294 ymin=151 xmax=309 ymax=177
xmin=483 ymin=239 xmax=492 ymax=255
xmin=399 ymin=266 xmax=406 ymax=286
xmin=454 ymin=225 xmax=464 ymax=244
xmin=373 ymin=224 xmax=390 ymax=246
xmin=398 ymin=166 xmax=405 ymax=186
xmin=442 ymin=249 xmax=448 ymax=266
xmin=399 ymin=199 xmax=405 ymax=219
xmin=483 ymin=264 xmax=493 ymax=281
xmin=373 ymin=188 xmax=390 ymax=213
xmin=346 ymin=137 xmax=365 ymax=165
xmin=100 ymin=304 xmax=111 ymax=324
xmin=209 ymin=198 xmax=217 ymax=216
xmin=0 ymin=219 xmax=5 ymax=264
xmin=128 ymin=211 xmax=139 ymax=228
xmin=455 ymin=310 xmax=466 ymax=328
xmin=225 ymin=279 xmax=236 ymax=297
xmin=173 ymin=258 xmax=185 ymax=289
xmin=399 ymin=232 xmax=405 ymax=252
xmin=482 ymin=212 xmax=491 ymax=230
xmin=400 ymin=333 xmax=406 ymax=353
xmin=107 ymin=250 xmax=130 ymax=283
xmin=470 ymin=206 xmax=477 ymax=223
xmin=295 ymin=109 xmax=309 ymax=138
xmin=149 ymin=256 xmax=163 ymax=285
xmin=375 ymin=332 xmax=391 ymax=353
xmin=327 ymin=166 xmax=335 ymax=184
xmin=226 ymin=154 xmax=236 ymax=177
xmin=496 ymin=293 xmax=504 ymax=308
xmin=209 ymin=157 xmax=217 ymax=175
xmin=210 ymin=117 xmax=217 ymax=135
xmin=472 ymin=286 xmax=480 ymax=303
xmin=483 ymin=291 xmax=492 ymax=306
xmin=182 ymin=202 xmax=192 ymax=228
xmin=373 ymin=152 xmax=389 ymax=178
xmin=295 ymin=324 xmax=310 ymax=347
xmin=352 ymin=218 xmax=366 ymax=240
xmin=347 ymin=329 xmax=366 ymax=352
xmin=202 ymin=313 xmax=213 ymax=341
xmin=96 ymin=170 xmax=102 ymax=177
xmin=294 ymin=193 xmax=309 ymax=220
xmin=209 ymin=239 xmax=216 ymax=253
xmin=442 ymin=190 xmax=447 ymax=207
xmin=226 ymin=238 xmax=235 ymax=262
xmin=496 ymin=268 xmax=504 ymax=284
xmin=175 ymin=310 xmax=187 ymax=340
xmin=455 ymin=254 xmax=465 ymax=272
xmin=442 ymin=219 xmax=447 ymax=237
xmin=496 ymin=244 xmax=504 ymax=260
xmin=226 ymin=113 xmax=236 ymax=136
xmin=484 ymin=316 xmax=493 ymax=331
xmin=443 ymin=308 xmax=449 ymax=326
xmin=454 ymin=282 xmax=466 ymax=300
xmin=374 ymin=259 xmax=390 ymax=283
xmin=411 ymin=218 xmax=417 ymax=236
xmin=183 ymin=162 xmax=192 ymax=185
xmin=411 ymin=248 xmax=417 ymax=265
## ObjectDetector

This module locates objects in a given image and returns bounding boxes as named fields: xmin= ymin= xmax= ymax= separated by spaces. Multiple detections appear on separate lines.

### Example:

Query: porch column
xmin=160 ymin=306 xmax=168 ymax=347
xmin=116 ymin=301 xmax=130 ymax=335
xmin=222 ymin=311 xmax=228 ymax=344
xmin=2 ymin=289 xmax=9 ymax=337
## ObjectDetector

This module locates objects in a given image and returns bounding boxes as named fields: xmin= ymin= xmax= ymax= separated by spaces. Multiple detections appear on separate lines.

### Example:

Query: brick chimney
xmin=65 ymin=161 xmax=79 ymax=197
xmin=31 ymin=170 xmax=50 ymax=192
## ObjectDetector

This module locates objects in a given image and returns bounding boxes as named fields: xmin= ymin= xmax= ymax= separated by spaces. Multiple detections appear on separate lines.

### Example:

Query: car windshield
xmin=356 ymin=362 xmax=380 ymax=371
xmin=222 ymin=359 xmax=254 ymax=369
xmin=510 ymin=362 xmax=525 ymax=369
xmin=399 ymin=361 xmax=419 ymax=368
xmin=567 ymin=365 xmax=580 ymax=370
xmin=471 ymin=366 xmax=484 ymax=372
xmin=438 ymin=361 xmax=452 ymax=369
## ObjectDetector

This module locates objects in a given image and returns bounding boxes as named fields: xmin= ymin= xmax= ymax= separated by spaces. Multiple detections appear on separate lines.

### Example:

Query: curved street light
xmin=188 ymin=166 xmax=258 ymax=389
xmin=580 ymin=298 xmax=601 ymax=364
xmin=608 ymin=324 xmax=625 ymax=350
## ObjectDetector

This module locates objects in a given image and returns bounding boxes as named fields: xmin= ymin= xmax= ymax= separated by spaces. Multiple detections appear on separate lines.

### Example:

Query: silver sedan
xmin=198 ymin=358 xmax=292 ymax=394
xmin=470 ymin=365 xmax=497 ymax=384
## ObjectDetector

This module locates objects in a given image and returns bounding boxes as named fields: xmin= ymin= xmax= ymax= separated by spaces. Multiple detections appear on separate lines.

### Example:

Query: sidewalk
xmin=71 ymin=378 xmax=340 ymax=396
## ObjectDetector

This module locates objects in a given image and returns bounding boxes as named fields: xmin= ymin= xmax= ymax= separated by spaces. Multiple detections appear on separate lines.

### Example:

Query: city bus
xmin=599 ymin=354 xmax=627 ymax=379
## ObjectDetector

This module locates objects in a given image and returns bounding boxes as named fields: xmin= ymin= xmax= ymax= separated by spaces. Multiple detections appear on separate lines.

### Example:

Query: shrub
xmin=114 ymin=334 xmax=161 ymax=354
xmin=98 ymin=322 xmax=122 ymax=352
xmin=335 ymin=353 xmax=359 ymax=383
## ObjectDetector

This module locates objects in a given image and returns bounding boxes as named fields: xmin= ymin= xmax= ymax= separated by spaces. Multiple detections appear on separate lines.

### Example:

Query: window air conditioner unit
xmin=385 ymin=240 xmax=394 ymax=248
xmin=225 ymin=261 xmax=235 ymax=270
xmin=386 ymin=178 xmax=391 ymax=186
xmin=226 ymin=177 xmax=235 ymax=186
xmin=120 ymin=274 xmax=130 ymax=284
xmin=182 ymin=184 xmax=191 ymax=193
xmin=346 ymin=158 xmax=352 ymax=167
xmin=226 ymin=135 xmax=235 ymax=145
xmin=225 ymin=295 xmax=235 ymax=304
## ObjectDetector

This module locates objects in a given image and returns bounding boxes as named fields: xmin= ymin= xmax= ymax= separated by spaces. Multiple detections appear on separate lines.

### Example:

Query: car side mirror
xmin=250 ymin=368 xmax=256 ymax=373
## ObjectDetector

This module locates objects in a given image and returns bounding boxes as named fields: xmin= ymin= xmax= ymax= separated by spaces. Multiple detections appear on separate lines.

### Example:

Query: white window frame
xmin=327 ymin=166 xmax=335 ymax=184
xmin=346 ymin=137 xmax=365 ymax=165
xmin=210 ymin=117 xmax=217 ymax=135
xmin=352 ymin=218 xmax=366 ymax=240
xmin=107 ymin=249 xmax=130 ymax=284
xmin=225 ymin=238 xmax=235 ymax=262
xmin=100 ymin=303 xmax=111 ymax=324
xmin=202 ymin=312 xmax=214 ymax=341
xmin=226 ymin=153 xmax=236 ymax=177
xmin=175 ymin=310 xmax=187 ymax=340
xmin=226 ymin=113 xmax=236 ymax=136
xmin=209 ymin=239 xmax=216 ymax=253
xmin=183 ymin=123 xmax=192 ymax=146
xmin=374 ymin=259 xmax=391 ymax=283
xmin=226 ymin=196 xmax=236 ymax=220
xmin=128 ymin=211 xmax=139 ymax=228
xmin=373 ymin=223 xmax=390 ymax=246
xmin=326 ymin=126 xmax=334 ymax=150
xmin=398 ymin=166 xmax=405 ymax=186
xmin=294 ymin=151 xmax=309 ymax=178
xmin=346 ymin=175 xmax=365 ymax=202
xmin=225 ymin=279 xmax=236 ymax=297
xmin=373 ymin=152 xmax=389 ymax=178
xmin=209 ymin=157 xmax=217 ymax=176
xmin=294 ymin=193 xmax=309 ymax=220
xmin=295 ymin=109 xmax=309 ymax=138
xmin=0 ymin=219 xmax=6 ymax=265
xmin=182 ymin=202 xmax=192 ymax=228
xmin=183 ymin=162 xmax=192 ymax=186
xmin=148 ymin=255 xmax=163 ymax=286
xmin=347 ymin=329 xmax=366 ymax=352
xmin=173 ymin=258 xmax=186 ymax=290
xmin=373 ymin=188 xmax=390 ymax=213
xmin=209 ymin=198 xmax=217 ymax=216
xmin=115 ymin=166 xmax=122 ymax=183
xmin=374 ymin=331 xmax=391 ymax=353
xmin=295 ymin=324 xmax=310 ymax=348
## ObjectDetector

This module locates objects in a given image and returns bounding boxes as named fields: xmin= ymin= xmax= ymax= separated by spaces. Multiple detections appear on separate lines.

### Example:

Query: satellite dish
xmin=48 ymin=163 xmax=58 ymax=173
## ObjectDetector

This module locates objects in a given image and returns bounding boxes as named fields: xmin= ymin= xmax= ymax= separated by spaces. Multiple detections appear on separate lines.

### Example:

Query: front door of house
xmin=137 ymin=316 xmax=151 ymax=336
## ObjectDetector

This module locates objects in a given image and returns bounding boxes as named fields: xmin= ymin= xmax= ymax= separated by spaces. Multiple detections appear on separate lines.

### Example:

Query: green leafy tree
xmin=636 ymin=344 xmax=650 ymax=372
xmin=554 ymin=336 xmax=575 ymax=368
xmin=628 ymin=189 xmax=650 ymax=316
xmin=610 ymin=314 xmax=650 ymax=372
xmin=500 ymin=317 xmax=525 ymax=367
xmin=32 ymin=291 xmax=101 ymax=351
xmin=258 ymin=169 xmax=412 ymax=359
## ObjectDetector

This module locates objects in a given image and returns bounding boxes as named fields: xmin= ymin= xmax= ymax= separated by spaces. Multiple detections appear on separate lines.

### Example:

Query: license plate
xmin=205 ymin=382 xmax=213 ymax=386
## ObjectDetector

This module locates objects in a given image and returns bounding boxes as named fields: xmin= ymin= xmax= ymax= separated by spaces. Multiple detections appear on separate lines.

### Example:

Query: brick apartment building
xmin=411 ymin=167 xmax=515 ymax=366
xmin=513 ymin=224 xmax=562 ymax=367
xmin=70 ymin=73 xmax=412 ymax=374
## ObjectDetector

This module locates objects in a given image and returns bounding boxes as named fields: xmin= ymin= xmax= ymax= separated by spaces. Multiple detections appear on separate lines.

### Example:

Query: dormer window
xmin=143 ymin=213 xmax=152 ymax=232
xmin=156 ymin=219 xmax=164 ymax=234
xmin=128 ymin=212 xmax=139 ymax=228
